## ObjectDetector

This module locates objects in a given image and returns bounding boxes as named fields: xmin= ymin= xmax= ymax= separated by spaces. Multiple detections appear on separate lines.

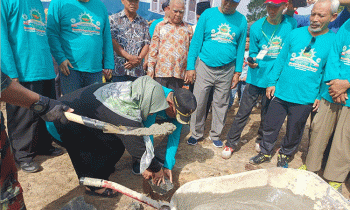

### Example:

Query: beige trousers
xmin=305 ymin=99 xmax=343 ymax=172
xmin=323 ymin=105 xmax=350 ymax=182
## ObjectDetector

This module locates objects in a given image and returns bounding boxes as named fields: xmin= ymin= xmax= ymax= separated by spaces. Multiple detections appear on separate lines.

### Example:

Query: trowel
xmin=64 ymin=112 xmax=175 ymax=136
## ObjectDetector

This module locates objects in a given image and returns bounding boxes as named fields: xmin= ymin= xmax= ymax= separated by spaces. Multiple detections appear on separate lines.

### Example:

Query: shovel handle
xmin=80 ymin=177 xmax=170 ymax=209
xmin=64 ymin=112 xmax=107 ymax=131
xmin=64 ymin=112 xmax=84 ymax=124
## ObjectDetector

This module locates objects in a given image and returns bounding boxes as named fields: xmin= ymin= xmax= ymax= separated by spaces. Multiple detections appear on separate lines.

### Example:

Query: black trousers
xmin=226 ymin=84 xmax=270 ymax=148
xmin=260 ymin=97 xmax=313 ymax=156
xmin=6 ymin=79 xmax=56 ymax=163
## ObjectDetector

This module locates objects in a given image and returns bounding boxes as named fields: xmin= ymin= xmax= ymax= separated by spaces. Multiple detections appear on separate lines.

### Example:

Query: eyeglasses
xmin=304 ymin=37 xmax=316 ymax=53
xmin=173 ymin=9 xmax=185 ymax=14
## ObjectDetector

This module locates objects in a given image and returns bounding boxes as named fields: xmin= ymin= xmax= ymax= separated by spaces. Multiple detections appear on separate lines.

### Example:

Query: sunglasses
xmin=304 ymin=37 xmax=316 ymax=53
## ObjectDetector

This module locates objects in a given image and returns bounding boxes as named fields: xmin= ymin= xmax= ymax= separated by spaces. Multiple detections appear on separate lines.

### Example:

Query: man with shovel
xmin=46 ymin=76 xmax=196 ymax=197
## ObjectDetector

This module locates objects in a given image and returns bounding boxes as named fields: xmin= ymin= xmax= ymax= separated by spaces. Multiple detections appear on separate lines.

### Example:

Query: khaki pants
xmin=323 ymin=105 xmax=350 ymax=182
xmin=305 ymin=99 xmax=343 ymax=172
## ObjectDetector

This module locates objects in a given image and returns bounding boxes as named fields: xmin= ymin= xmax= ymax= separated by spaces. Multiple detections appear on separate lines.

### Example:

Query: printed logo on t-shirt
xmin=341 ymin=45 xmax=350 ymax=66
xmin=22 ymin=9 xmax=46 ymax=36
xmin=211 ymin=23 xmax=235 ymax=43
xmin=289 ymin=48 xmax=321 ymax=72
xmin=266 ymin=36 xmax=283 ymax=58
xmin=71 ymin=12 xmax=100 ymax=36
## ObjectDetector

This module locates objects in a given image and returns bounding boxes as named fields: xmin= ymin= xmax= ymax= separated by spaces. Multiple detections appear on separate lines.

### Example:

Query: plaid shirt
xmin=148 ymin=19 xmax=193 ymax=79
xmin=109 ymin=10 xmax=150 ymax=77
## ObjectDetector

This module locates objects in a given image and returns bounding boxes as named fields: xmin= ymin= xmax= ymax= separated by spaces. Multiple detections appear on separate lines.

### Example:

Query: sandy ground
xmin=2 ymin=101 xmax=350 ymax=209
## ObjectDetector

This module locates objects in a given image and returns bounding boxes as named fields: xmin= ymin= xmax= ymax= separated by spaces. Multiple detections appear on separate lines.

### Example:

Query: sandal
xmin=85 ymin=186 xmax=118 ymax=198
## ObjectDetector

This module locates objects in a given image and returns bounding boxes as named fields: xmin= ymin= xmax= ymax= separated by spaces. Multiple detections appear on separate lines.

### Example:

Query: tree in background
xmin=247 ymin=0 xmax=266 ymax=23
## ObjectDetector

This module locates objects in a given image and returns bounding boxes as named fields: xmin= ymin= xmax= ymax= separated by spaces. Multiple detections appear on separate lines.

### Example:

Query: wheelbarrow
xmin=80 ymin=168 xmax=350 ymax=209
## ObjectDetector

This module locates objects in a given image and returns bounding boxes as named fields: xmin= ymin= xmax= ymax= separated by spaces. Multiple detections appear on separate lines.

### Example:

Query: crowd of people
xmin=1 ymin=0 xmax=350 ymax=208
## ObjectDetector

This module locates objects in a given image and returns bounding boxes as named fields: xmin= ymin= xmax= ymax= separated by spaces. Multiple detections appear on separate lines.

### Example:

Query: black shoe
xmin=249 ymin=152 xmax=271 ymax=165
xmin=20 ymin=161 xmax=41 ymax=173
xmin=277 ymin=153 xmax=290 ymax=168
xmin=132 ymin=161 xmax=141 ymax=175
xmin=37 ymin=147 xmax=64 ymax=157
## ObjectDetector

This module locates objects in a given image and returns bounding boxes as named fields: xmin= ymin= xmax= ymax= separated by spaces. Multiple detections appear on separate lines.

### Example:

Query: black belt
xmin=209 ymin=61 xmax=235 ymax=70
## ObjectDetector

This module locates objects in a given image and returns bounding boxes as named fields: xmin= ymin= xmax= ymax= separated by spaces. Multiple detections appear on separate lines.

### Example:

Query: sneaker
xmin=277 ymin=153 xmax=290 ymax=168
xmin=222 ymin=146 xmax=235 ymax=159
xmin=329 ymin=181 xmax=342 ymax=193
xmin=208 ymin=136 xmax=223 ymax=148
xmin=298 ymin=164 xmax=307 ymax=170
xmin=132 ymin=161 xmax=141 ymax=175
xmin=187 ymin=136 xmax=198 ymax=145
xmin=255 ymin=143 xmax=261 ymax=153
xmin=249 ymin=152 xmax=271 ymax=165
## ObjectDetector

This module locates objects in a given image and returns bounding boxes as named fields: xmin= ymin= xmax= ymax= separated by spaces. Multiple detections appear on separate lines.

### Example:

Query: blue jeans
xmin=60 ymin=70 xmax=102 ymax=95
xmin=228 ymin=81 xmax=247 ymax=108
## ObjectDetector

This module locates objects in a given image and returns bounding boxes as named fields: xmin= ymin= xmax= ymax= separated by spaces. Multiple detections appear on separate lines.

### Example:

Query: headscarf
xmin=94 ymin=76 xmax=168 ymax=122
xmin=132 ymin=76 xmax=169 ymax=121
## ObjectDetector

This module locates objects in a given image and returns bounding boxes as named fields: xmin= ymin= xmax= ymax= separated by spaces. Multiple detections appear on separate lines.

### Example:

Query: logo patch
xmin=211 ymin=23 xmax=235 ymax=43
xmin=23 ymin=9 xmax=46 ymax=36
xmin=71 ymin=12 xmax=101 ymax=36
xmin=289 ymin=48 xmax=320 ymax=72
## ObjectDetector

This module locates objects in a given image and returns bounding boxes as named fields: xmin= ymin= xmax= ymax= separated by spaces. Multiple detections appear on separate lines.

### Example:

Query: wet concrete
xmin=124 ymin=123 xmax=176 ymax=136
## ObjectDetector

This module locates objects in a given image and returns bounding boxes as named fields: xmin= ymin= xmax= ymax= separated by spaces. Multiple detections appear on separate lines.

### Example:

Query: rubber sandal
xmin=85 ymin=186 xmax=118 ymax=198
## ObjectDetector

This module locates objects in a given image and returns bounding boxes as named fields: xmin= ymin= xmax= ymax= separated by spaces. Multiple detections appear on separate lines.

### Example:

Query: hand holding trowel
xmin=64 ymin=112 xmax=176 ymax=136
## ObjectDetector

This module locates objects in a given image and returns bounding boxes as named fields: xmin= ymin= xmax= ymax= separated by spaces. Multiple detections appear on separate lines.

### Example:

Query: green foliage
xmin=247 ymin=0 xmax=267 ymax=23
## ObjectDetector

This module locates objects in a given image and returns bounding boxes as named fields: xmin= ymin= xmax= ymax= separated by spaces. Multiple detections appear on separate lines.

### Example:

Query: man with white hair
xmin=147 ymin=0 xmax=193 ymax=90
xmin=299 ymin=17 xmax=350 ymax=192
xmin=249 ymin=0 xmax=339 ymax=168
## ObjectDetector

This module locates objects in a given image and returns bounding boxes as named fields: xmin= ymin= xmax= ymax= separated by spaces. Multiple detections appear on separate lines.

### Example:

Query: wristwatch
xmin=30 ymin=95 xmax=49 ymax=114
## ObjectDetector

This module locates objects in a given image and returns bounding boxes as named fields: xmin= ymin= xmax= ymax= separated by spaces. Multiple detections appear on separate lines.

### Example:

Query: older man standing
xmin=249 ymin=0 xmax=339 ymax=168
xmin=186 ymin=0 xmax=247 ymax=147
xmin=110 ymin=0 xmax=150 ymax=82
xmin=147 ymin=0 xmax=193 ymax=89
xmin=299 ymin=18 xmax=350 ymax=192
xmin=222 ymin=0 xmax=297 ymax=159
xmin=47 ymin=0 xmax=114 ymax=95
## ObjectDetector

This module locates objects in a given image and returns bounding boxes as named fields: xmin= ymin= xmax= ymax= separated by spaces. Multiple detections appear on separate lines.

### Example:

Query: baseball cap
xmin=162 ymin=0 xmax=170 ymax=10
xmin=264 ymin=0 xmax=288 ymax=5
xmin=173 ymin=88 xmax=197 ymax=125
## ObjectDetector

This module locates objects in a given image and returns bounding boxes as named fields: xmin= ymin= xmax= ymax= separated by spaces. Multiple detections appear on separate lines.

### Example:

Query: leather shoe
xmin=20 ymin=161 xmax=41 ymax=173
xmin=37 ymin=147 xmax=64 ymax=157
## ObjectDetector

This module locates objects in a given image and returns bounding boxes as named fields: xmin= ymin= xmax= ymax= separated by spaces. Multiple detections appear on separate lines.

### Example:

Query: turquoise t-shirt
xmin=1 ymin=0 xmax=55 ymax=82
xmin=143 ymin=86 xmax=182 ymax=170
xmin=322 ymin=19 xmax=350 ymax=107
xmin=47 ymin=0 xmax=114 ymax=72
xmin=247 ymin=15 xmax=297 ymax=88
xmin=268 ymin=27 xmax=335 ymax=105
xmin=187 ymin=7 xmax=247 ymax=73
xmin=149 ymin=18 xmax=164 ymax=38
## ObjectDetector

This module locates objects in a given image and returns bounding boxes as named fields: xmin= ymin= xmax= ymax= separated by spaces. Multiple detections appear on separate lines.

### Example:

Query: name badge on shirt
xmin=256 ymin=49 xmax=268 ymax=60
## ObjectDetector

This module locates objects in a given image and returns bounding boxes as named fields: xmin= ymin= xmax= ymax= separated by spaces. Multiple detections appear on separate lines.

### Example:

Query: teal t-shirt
xmin=322 ymin=19 xmax=350 ymax=107
xmin=1 ymin=0 xmax=55 ymax=82
xmin=47 ymin=0 xmax=114 ymax=72
xmin=149 ymin=18 xmax=164 ymax=38
xmin=187 ymin=7 xmax=247 ymax=73
xmin=247 ymin=15 xmax=297 ymax=88
xmin=268 ymin=27 xmax=335 ymax=105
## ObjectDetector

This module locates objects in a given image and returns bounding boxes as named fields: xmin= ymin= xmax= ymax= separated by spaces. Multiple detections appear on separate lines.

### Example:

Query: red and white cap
xmin=264 ymin=0 xmax=288 ymax=5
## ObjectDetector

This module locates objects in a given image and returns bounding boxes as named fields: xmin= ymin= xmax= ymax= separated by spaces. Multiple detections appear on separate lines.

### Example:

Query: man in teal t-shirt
xmin=1 ymin=0 xmax=63 ymax=173
xmin=222 ymin=0 xmax=297 ymax=159
xmin=302 ymin=18 xmax=350 ymax=192
xmin=47 ymin=0 xmax=114 ymax=95
xmin=249 ymin=0 xmax=339 ymax=168
xmin=186 ymin=0 xmax=247 ymax=148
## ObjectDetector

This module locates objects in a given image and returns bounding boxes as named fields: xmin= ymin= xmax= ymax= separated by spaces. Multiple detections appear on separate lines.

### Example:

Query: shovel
xmin=64 ymin=112 xmax=176 ymax=136
xmin=80 ymin=177 xmax=171 ymax=210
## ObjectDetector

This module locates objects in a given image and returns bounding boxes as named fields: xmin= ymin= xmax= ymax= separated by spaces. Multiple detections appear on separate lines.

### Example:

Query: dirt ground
xmin=3 ymin=102 xmax=350 ymax=209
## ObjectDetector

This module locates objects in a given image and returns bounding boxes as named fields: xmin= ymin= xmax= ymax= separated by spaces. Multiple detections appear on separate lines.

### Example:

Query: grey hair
xmin=169 ymin=0 xmax=185 ymax=6
xmin=316 ymin=0 xmax=340 ymax=14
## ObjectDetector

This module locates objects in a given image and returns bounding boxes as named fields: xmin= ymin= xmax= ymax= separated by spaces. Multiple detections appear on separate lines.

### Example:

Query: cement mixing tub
xmin=169 ymin=168 xmax=350 ymax=210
